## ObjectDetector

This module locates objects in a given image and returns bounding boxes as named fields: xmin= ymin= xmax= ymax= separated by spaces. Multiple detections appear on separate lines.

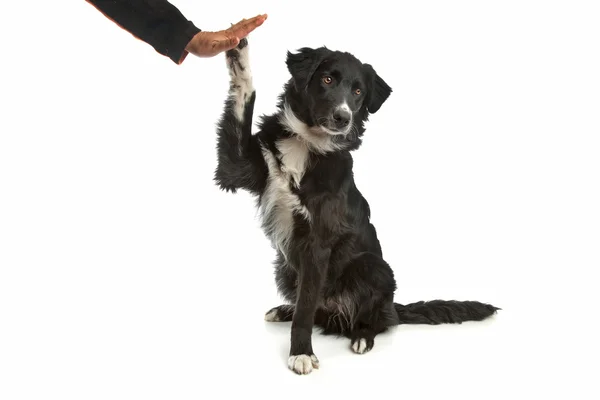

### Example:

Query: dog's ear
xmin=286 ymin=47 xmax=330 ymax=91
xmin=364 ymin=64 xmax=392 ymax=114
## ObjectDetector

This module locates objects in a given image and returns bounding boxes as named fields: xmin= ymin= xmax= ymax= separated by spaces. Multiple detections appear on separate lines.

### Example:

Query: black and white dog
xmin=213 ymin=37 xmax=499 ymax=375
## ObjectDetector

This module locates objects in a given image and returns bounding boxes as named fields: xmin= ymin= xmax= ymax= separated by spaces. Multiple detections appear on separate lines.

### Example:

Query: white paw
xmin=225 ymin=39 xmax=253 ymax=123
xmin=287 ymin=354 xmax=319 ymax=375
xmin=264 ymin=309 xmax=279 ymax=322
xmin=352 ymin=338 xmax=368 ymax=354
xmin=226 ymin=38 xmax=251 ymax=82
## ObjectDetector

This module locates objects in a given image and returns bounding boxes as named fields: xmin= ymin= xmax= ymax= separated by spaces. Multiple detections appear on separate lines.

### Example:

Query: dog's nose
xmin=333 ymin=109 xmax=351 ymax=129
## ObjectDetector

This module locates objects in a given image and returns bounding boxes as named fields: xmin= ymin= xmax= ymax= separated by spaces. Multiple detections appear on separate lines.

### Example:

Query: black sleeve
xmin=86 ymin=0 xmax=202 ymax=64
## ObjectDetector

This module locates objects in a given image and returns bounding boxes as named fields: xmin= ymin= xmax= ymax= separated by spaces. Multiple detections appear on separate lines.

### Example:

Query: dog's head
xmin=285 ymin=46 xmax=392 ymax=142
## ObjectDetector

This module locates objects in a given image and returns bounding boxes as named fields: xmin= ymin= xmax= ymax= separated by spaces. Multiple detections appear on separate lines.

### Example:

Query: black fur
xmin=213 ymin=38 xmax=499 ymax=374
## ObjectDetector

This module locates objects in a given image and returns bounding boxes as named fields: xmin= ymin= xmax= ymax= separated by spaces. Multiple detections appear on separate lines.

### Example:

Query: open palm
xmin=185 ymin=14 xmax=267 ymax=58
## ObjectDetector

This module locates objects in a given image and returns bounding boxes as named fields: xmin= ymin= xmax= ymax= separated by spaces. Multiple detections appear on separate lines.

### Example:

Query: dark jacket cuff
xmin=164 ymin=21 xmax=201 ymax=64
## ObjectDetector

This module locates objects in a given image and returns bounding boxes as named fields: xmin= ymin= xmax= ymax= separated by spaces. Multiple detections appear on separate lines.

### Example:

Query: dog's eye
xmin=354 ymin=88 xmax=362 ymax=95
xmin=322 ymin=76 xmax=333 ymax=85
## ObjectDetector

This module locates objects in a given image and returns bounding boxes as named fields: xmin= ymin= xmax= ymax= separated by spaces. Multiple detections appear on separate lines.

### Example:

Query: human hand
xmin=185 ymin=14 xmax=268 ymax=58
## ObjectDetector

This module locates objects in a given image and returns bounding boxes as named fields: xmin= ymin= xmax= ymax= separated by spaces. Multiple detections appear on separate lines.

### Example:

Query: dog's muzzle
xmin=332 ymin=108 xmax=351 ymax=130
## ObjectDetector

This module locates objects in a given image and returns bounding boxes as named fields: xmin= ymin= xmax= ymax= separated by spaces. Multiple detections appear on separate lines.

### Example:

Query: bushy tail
xmin=394 ymin=300 xmax=500 ymax=325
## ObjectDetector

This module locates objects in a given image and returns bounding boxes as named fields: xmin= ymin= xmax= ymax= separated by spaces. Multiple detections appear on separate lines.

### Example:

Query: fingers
xmin=211 ymin=36 xmax=240 ymax=55
xmin=230 ymin=14 xmax=267 ymax=29
xmin=228 ymin=14 xmax=268 ymax=38
xmin=187 ymin=14 xmax=267 ymax=58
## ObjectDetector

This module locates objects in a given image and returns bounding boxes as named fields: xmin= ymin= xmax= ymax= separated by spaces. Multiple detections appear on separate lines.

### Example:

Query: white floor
xmin=1 ymin=1 xmax=599 ymax=399
xmin=1 ymin=247 xmax=594 ymax=399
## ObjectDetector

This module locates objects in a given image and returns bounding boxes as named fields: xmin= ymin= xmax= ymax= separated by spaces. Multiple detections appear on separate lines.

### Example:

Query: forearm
xmin=86 ymin=0 xmax=200 ymax=64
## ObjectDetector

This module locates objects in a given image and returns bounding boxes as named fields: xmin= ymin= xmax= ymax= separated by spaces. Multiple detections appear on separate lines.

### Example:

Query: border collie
xmin=213 ymin=37 xmax=499 ymax=375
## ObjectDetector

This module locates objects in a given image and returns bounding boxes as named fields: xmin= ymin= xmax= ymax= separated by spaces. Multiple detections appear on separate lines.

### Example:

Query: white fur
xmin=279 ymin=103 xmax=347 ymax=154
xmin=276 ymin=136 xmax=310 ymax=187
xmin=259 ymin=137 xmax=311 ymax=256
xmin=323 ymin=294 xmax=357 ymax=331
xmin=352 ymin=338 xmax=368 ymax=354
xmin=338 ymin=102 xmax=353 ymax=135
xmin=260 ymin=104 xmax=352 ymax=256
xmin=264 ymin=309 xmax=279 ymax=322
xmin=227 ymin=42 xmax=253 ymax=124
xmin=320 ymin=125 xmax=349 ymax=137
xmin=288 ymin=354 xmax=319 ymax=374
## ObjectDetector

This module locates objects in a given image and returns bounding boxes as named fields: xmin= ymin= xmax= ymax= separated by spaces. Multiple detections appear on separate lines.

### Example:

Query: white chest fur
xmin=259 ymin=137 xmax=312 ymax=255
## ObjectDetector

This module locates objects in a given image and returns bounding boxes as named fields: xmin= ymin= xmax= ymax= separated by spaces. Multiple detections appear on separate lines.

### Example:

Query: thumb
xmin=212 ymin=36 xmax=240 ymax=54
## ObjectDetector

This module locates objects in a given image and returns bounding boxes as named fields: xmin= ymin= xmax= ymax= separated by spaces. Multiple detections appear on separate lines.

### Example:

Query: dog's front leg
xmin=288 ymin=246 xmax=329 ymax=375
xmin=214 ymin=36 xmax=268 ymax=195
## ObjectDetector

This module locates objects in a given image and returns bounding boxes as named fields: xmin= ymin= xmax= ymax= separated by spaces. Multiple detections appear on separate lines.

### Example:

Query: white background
xmin=1 ymin=1 xmax=599 ymax=399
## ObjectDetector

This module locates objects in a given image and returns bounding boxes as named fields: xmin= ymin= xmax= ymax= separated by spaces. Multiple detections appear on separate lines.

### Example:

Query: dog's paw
xmin=225 ymin=36 xmax=249 ymax=67
xmin=224 ymin=35 xmax=253 ymax=121
xmin=264 ymin=307 xmax=280 ymax=322
xmin=288 ymin=354 xmax=319 ymax=375
xmin=225 ymin=36 xmax=251 ymax=92
xmin=351 ymin=337 xmax=374 ymax=354
xmin=264 ymin=305 xmax=294 ymax=322
xmin=237 ymin=37 xmax=248 ymax=49
xmin=225 ymin=37 xmax=248 ymax=56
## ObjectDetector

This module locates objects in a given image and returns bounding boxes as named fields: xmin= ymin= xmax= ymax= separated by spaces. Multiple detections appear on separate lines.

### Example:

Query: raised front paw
xmin=288 ymin=354 xmax=319 ymax=375
xmin=237 ymin=37 xmax=248 ymax=49
xmin=225 ymin=36 xmax=251 ymax=85
xmin=225 ymin=37 xmax=249 ymax=67
xmin=225 ymin=37 xmax=248 ymax=57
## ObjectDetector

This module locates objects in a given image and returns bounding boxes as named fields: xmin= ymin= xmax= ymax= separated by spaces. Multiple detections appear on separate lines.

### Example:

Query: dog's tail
xmin=394 ymin=300 xmax=500 ymax=325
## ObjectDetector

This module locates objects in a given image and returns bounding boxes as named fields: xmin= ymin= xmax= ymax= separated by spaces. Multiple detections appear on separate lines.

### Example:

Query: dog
xmin=213 ymin=36 xmax=499 ymax=375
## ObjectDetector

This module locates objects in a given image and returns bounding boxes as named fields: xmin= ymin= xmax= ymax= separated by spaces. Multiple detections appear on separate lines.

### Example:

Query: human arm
xmin=86 ymin=1 xmax=267 ymax=64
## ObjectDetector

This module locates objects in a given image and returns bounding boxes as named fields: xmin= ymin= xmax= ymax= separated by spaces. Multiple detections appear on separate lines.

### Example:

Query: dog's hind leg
xmin=349 ymin=319 xmax=393 ymax=354
xmin=214 ymin=37 xmax=268 ymax=195
xmin=264 ymin=305 xmax=334 ymax=325
xmin=329 ymin=252 xmax=400 ymax=354
xmin=264 ymin=304 xmax=295 ymax=322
